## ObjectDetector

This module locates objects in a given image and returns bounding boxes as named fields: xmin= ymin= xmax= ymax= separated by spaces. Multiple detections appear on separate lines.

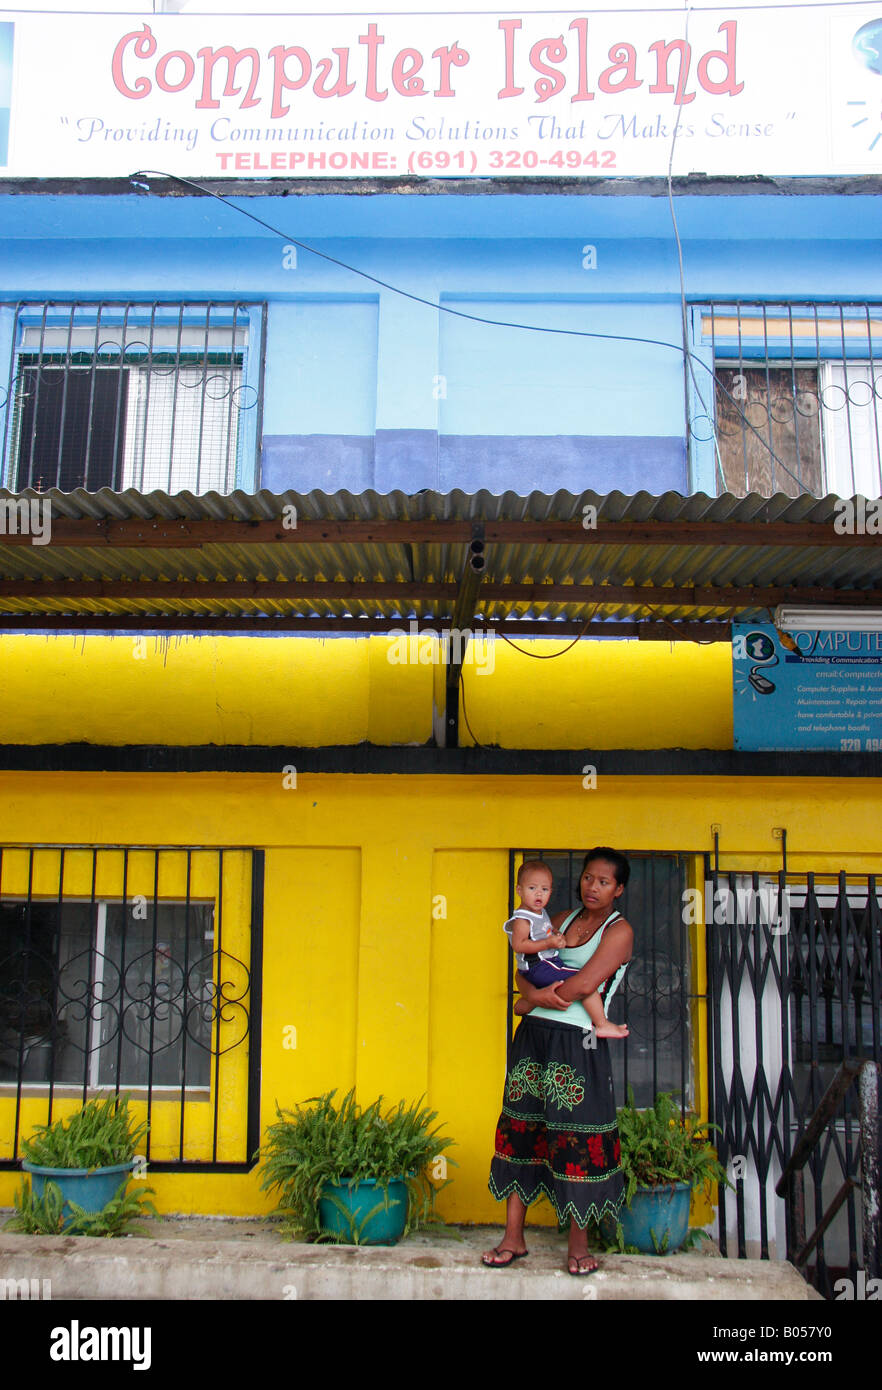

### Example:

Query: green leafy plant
xmin=616 ymin=1087 xmax=730 ymax=1206
xmin=257 ymin=1089 xmax=455 ymax=1241
xmin=20 ymin=1094 xmax=148 ymax=1170
xmin=6 ymin=1178 xmax=159 ymax=1237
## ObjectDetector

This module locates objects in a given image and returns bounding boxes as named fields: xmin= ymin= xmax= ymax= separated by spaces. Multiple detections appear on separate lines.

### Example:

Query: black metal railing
xmin=706 ymin=852 xmax=882 ymax=1295
xmin=694 ymin=301 xmax=882 ymax=498
xmin=776 ymin=1058 xmax=881 ymax=1286
xmin=0 ymin=846 xmax=263 ymax=1172
xmin=0 ymin=301 xmax=264 ymax=493
xmin=509 ymin=850 xmax=692 ymax=1111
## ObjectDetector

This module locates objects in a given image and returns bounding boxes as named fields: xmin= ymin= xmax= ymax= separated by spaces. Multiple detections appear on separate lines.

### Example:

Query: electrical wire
xmin=129 ymin=167 xmax=807 ymax=490
xmin=123 ymin=162 xmax=819 ymax=677
xmin=128 ymin=164 xmax=794 ymax=657
xmin=665 ymin=1 xmax=728 ymax=492
xmin=496 ymin=605 xmax=601 ymax=657
xmin=131 ymin=168 xmax=693 ymax=358
xmin=457 ymin=665 xmax=484 ymax=747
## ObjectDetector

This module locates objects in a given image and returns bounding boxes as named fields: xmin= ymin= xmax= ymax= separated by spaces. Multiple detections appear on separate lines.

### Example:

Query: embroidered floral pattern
xmin=492 ymin=1113 xmax=622 ymax=1180
xmin=545 ymin=1063 xmax=585 ymax=1109
xmin=506 ymin=1058 xmax=586 ymax=1112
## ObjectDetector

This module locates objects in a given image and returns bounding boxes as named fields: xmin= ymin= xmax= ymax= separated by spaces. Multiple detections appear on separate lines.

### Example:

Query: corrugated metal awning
xmin=0 ymin=485 xmax=877 ymax=634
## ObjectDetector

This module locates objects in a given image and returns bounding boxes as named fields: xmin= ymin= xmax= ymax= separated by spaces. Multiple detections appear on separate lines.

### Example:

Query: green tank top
xmin=528 ymin=907 xmax=625 ymax=1031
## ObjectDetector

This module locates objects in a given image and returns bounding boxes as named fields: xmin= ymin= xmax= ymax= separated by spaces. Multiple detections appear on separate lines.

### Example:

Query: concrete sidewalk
xmin=0 ymin=1216 xmax=823 ymax=1300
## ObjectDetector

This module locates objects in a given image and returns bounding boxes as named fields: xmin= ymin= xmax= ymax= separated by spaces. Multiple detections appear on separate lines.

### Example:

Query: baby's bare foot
xmin=595 ymin=1021 xmax=629 ymax=1038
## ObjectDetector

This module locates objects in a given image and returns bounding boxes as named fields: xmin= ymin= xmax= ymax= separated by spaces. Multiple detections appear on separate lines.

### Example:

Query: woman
xmin=482 ymin=847 xmax=633 ymax=1275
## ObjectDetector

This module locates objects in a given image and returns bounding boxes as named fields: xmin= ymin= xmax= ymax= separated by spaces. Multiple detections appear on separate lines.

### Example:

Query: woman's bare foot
xmin=568 ymin=1219 xmax=598 ymax=1276
xmin=595 ymin=1021 xmax=629 ymax=1038
xmin=483 ymin=1193 xmax=529 ymax=1267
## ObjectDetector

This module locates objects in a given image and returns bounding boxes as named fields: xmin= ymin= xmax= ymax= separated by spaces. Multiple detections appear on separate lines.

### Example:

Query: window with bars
xmin=0 ymin=302 xmax=265 ymax=494
xmin=692 ymin=303 xmax=882 ymax=498
xmin=0 ymin=898 xmax=216 ymax=1090
xmin=0 ymin=846 xmax=262 ymax=1172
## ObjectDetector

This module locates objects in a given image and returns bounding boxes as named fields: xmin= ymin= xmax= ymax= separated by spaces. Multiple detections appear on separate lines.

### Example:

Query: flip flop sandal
xmin=567 ymin=1254 xmax=599 ymax=1277
xmin=482 ymin=1246 xmax=529 ymax=1268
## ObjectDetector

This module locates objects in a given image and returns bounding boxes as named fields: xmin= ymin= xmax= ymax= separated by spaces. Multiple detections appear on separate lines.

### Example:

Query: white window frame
xmin=0 ymin=894 xmax=216 ymax=1096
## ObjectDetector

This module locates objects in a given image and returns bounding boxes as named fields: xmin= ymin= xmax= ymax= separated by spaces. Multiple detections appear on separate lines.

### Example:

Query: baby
xmin=504 ymin=859 xmax=628 ymax=1039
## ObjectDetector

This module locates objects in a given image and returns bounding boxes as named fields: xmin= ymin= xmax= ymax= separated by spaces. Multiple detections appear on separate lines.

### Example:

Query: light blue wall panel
xmin=439 ymin=299 xmax=685 ymax=438
xmin=262 ymin=300 xmax=378 ymax=436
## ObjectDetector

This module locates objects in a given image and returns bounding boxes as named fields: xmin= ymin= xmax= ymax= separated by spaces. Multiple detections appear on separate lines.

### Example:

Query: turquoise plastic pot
xmin=617 ymin=1182 xmax=692 ymax=1253
xmin=318 ymin=1178 xmax=408 ymax=1245
xmin=23 ymin=1160 xmax=136 ymax=1228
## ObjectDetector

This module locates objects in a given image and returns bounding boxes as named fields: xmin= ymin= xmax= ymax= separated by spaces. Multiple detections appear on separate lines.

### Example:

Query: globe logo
xmin=853 ymin=19 xmax=882 ymax=75
xmin=744 ymin=632 xmax=775 ymax=664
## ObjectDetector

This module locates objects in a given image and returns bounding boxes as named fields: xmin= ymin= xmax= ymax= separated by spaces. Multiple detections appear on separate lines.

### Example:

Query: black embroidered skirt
xmin=488 ymin=1014 xmax=624 ymax=1229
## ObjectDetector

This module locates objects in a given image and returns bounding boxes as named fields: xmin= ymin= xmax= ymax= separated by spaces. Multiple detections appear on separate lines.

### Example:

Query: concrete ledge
xmin=0 ymin=1222 xmax=823 ymax=1301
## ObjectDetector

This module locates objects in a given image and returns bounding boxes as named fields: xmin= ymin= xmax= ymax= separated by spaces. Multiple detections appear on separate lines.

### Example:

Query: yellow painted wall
xmin=0 ymin=633 xmax=732 ymax=749
xmin=1 ymin=770 xmax=880 ymax=1227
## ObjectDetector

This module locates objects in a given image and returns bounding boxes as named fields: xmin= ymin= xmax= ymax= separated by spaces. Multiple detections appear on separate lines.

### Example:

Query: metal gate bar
xmin=706 ymin=851 xmax=882 ymax=1295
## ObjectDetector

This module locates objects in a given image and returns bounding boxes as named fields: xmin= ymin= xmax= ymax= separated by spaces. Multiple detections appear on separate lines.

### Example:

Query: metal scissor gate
xmin=705 ymin=853 xmax=881 ymax=1297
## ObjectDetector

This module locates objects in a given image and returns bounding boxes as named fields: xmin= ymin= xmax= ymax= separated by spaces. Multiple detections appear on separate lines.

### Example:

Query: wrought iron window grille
xmin=690 ymin=302 xmax=882 ymax=499
xmin=0 ymin=846 xmax=264 ymax=1174
xmin=0 ymin=301 xmax=266 ymax=494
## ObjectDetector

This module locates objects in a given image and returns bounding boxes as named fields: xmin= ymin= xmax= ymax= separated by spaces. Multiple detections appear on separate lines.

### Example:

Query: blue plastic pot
xmin=23 ymin=1160 xmax=136 ymax=1228
xmin=318 ymin=1178 xmax=408 ymax=1245
xmin=617 ymin=1182 xmax=692 ymax=1253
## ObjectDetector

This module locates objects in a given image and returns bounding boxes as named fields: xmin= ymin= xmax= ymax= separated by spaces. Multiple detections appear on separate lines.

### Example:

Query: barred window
xmin=0 ymin=847 xmax=261 ymax=1172
xmin=0 ymin=898 xmax=215 ymax=1090
xmin=693 ymin=303 xmax=882 ymax=498
xmin=0 ymin=302 xmax=265 ymax=494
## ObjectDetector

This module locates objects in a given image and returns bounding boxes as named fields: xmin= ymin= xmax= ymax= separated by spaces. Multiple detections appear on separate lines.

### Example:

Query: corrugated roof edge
xmin=0 ymin=486 xmax=850 ymax=526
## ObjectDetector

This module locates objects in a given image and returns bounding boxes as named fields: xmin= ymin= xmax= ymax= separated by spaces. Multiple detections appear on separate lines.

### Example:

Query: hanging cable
xmin=458 ymin=665 xmax=484 ymax=748
xmin=128 ymin=169 xmax=806 ymax=489
xmin=127 ymin=168 xmax=811 ymax=486
xmin=496 ymin=605 xmax=601 ymax=658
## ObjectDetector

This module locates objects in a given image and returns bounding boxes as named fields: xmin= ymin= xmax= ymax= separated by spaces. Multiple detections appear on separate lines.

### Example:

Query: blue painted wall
xmin=0 ymin=191 xmax=880 ymax=495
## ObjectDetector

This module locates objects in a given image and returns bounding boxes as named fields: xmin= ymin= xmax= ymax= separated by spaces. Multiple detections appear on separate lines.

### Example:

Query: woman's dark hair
xmin=581 ymin=847 xmax=630 ymax=888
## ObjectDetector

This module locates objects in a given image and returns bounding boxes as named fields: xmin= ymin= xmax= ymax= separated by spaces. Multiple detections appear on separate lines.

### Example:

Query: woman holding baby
xmin=483 ymin=847 xmax=633 ymax=1276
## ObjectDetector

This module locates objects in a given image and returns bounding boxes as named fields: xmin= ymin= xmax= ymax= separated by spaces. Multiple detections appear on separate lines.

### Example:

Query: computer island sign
xmin=0 ymin=6 xmax=881 ymax=178
xmin=733 ymin=623 xmax=882 ymax=753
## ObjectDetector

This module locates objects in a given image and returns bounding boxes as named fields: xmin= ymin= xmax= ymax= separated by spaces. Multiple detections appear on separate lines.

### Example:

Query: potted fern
xmin=258 ymin=1089 xmax=455 ymax=1245
xmin=14 ymin=1093 xmax=152 ymax=1233
xmin=612 ymin=1089 xmax=729 ymax=1253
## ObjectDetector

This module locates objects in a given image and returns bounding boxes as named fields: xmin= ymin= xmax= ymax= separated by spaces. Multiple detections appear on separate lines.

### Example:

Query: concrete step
xmin=0 ymin=1218 xmax=823 ymax=1301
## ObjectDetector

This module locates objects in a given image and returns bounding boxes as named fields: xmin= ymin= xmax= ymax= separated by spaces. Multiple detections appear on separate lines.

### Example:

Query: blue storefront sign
xmin=733 ymin=622 xmax=882 ymax=751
